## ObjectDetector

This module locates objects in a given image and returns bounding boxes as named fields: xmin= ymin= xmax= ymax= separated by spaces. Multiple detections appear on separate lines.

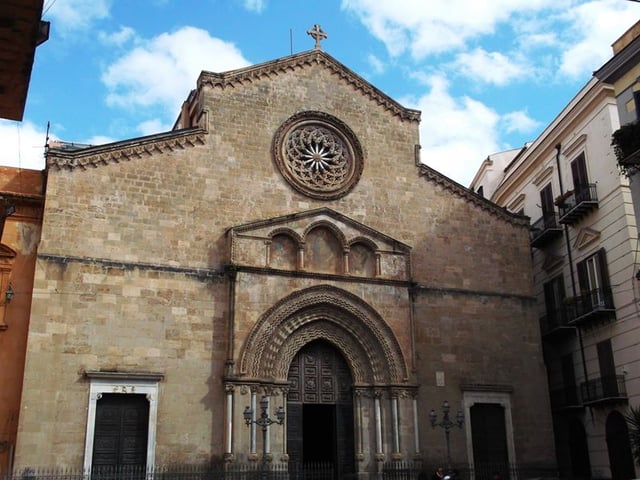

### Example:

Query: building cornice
xmin=197 ymin=50 xmax=421 ymax=123
xmin=492 ymin=81 xmax=615 ymax=205
xmin=46 ymin=128 xmax=207 ymax=171
xmin=594 ymin=33 xmax=640 ymax=83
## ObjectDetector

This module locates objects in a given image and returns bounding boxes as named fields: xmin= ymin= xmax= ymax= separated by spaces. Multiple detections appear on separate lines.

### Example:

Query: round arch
xmin=606 ymin=410 xmax=636 ymax=480
xmin=238 ymin=285 xmax=408 ymax=385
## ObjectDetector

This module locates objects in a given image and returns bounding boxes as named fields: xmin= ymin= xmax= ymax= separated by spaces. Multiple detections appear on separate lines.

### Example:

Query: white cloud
xmin=98 ymin=26 xmax=137 ymax=47
xmin=557 ymin=1 xmax=639 ymax=79
xmin=453 ymin=48 xmax=525 ymax=86
xmin=367 ymin=54 xmax=385 ymax=74
xmin=501 ymin=111 xmax=540 ymax=134
xmin=101 ymin=26 xmax=251 ymax=117
xmin=137 ymin=120 xmax=173 ymax=137
xmin=0 ymin=121 xmax=47 ymax=170
xmin=341 ymin=0 xmax=558 ymax=59
xmin=240 ymin=0 xmax=266 ymax=13
xmin=402 ymin=75 xmax=501 ymax=186
xmin=85 ymin=135 xmax=116 ymax=146
xmin=44 ymin=0 xmax=111 ymax=35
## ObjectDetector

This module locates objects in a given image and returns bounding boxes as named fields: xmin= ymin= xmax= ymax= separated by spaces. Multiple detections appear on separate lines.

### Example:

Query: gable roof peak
xmin=197 ymin=49 xmax=421 ymax=122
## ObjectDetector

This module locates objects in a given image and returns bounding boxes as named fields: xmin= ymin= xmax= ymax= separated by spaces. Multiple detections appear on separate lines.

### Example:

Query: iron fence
xmin=2 ymin=463 xmax=558 ymax=480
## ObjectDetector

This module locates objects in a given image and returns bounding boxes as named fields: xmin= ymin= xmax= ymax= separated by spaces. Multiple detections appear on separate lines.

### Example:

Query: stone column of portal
xmin=250 ymin=389 xmax=257 ymax=453
xmin=413 ymin=394 xmax=420 ymax=456
xmin=225 ymin=385 xmax=234 ymax=458
xmin=265 ymin=396 xmax=271 ymax=455
xmin=391 ymin=394 xmax=400 ymax=455
xmin=353 ymin=389 xmax=364 ymax=462
xmin=281 ymin=390 xmax=288 ymax=461
xmin=375 ymin=392 xmax=383 ymax=457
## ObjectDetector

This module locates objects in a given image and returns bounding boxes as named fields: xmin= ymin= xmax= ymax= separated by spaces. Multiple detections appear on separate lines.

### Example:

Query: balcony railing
xmin=549 ymin=385 xmax=583 ymax=411
xmin=558 ymin=184 xmax=598 ymax=224
xmin=580 ymin=374 xmax=627 ymax=406
xmin=539 ymin=308 xmax=574 ymax=342
xmin=530 ymin=213 xmax=563 ymax=248
xmin=565 ymin=287 xmax=615 ymax=327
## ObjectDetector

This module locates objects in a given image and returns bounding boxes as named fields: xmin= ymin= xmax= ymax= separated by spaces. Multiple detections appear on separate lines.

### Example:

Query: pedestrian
xmin=432 ymin=466 xmax=445 ymax=480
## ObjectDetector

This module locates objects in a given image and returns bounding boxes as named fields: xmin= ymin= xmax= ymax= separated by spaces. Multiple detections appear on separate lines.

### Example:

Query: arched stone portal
xmin=231 ymin=285 xmax=418 ymax=472
xmin=239 ymin=285 xmax=408 ymax=384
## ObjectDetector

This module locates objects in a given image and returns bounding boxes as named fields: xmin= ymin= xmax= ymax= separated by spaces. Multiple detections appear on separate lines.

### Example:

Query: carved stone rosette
xmin=273 ymin=111 xmax=363 ymax=200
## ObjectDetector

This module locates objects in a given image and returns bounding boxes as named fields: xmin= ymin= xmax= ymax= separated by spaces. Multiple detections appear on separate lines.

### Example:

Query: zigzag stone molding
xmin=46 ymin=129 xmax=207 ymax=171
xmin=418 ymin=164 xmax=530 ymax=227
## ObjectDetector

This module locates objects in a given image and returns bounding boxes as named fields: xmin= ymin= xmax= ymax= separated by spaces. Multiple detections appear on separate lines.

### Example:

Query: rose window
xmin=273 ymin=112 xmax=363 ymax=200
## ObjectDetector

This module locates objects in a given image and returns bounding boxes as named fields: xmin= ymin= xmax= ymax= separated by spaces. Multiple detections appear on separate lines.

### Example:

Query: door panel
xmin=92 ymin=393 xmax=149 ymax=469
xmin=287 ymin=341 xmax=354 ymax=477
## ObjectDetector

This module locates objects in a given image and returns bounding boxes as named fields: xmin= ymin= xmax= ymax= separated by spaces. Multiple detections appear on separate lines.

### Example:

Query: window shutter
xmin=596 ymin=248 xmax=610 ymax=289
xmin=577 ymin=258 xmax=588 ymax=293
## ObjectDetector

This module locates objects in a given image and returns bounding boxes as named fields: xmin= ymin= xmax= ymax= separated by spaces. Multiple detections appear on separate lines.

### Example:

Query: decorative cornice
xmin=46 ymin=128 xmax=207 ymax=171
xmin=198 ymin=50 xmax=421 ymax=123
xmin=460 ymin=383 xmax=514 ymax=393
xmin=84 ymin=370 xmax=165 ymax=382
xmin=417 ymin=164 xmax=529 ymax=227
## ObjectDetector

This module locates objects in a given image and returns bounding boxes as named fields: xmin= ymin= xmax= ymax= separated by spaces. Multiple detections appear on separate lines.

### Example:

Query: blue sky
xmin=1 ymin=0 xmax=639 ymax=186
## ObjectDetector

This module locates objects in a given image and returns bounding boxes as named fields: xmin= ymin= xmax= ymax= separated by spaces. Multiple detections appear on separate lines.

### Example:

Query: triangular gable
xmin=573 ymin=227 xmax=601 ymax=250
xmin=197 ymin=50 xmax=421 ymax=123
xmin=228 ymin=207 xmax=411 ymax=281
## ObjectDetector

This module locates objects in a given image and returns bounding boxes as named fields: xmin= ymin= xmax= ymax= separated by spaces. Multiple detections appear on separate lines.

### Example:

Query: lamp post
xmin=244 ymin=396 xmax=286 ymax=480
xmin=429 ymin=400 xmax=464 ymax=471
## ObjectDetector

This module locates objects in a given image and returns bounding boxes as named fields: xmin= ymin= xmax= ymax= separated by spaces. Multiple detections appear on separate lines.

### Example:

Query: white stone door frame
xmin=462 ymin=390 xmax=517 ymax=479
xmin=83 ymin=371 xmax=163 ymax=473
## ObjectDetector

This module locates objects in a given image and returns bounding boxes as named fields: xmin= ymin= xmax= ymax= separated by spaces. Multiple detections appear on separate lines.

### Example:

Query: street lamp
xmin=429 ymin=400 xmax=464 ymax=470
xmin=244 ymin=396 xmax=286 ymax=479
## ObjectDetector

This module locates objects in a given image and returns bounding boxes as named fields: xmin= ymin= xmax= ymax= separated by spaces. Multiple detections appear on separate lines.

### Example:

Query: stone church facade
xmin=14 ymin=43 xmax=555 ymax=476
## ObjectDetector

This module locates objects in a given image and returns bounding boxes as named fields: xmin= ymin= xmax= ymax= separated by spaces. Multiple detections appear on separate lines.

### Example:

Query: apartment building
xmin=471 ymin=64 xmax=639 ymax=479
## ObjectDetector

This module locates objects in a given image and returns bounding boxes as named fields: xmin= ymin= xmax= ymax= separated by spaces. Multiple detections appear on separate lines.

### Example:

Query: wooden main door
xmin=287 ymin=341 xmax=355 ymax=478
xmin=471 ymin=403 xmax=509 ymax=480
xmin=92 ymin=393 xmax=149 ymax=472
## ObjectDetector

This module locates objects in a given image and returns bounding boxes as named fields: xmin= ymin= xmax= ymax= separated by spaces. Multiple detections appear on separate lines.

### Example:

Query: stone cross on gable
xmin=307 ymin=24 xmax=327 ymax=50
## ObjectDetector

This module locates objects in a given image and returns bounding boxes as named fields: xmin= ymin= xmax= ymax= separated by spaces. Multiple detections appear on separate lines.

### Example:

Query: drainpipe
xmin=555 ymin=144 xmax=590 ymax=392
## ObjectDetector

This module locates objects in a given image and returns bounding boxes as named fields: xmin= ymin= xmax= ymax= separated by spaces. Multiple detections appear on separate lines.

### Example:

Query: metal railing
xmin=558 ymin=184 xmax=598 ymax=223
xmin=549 ymin=385 xmax=582 ymax=410
xmin=564 ymin=287 xmax=615 ymax=324
xmin=2 ymin=462 xmax=559 ymax=480
xmin=529 ymin=213 xmax=562 ymax=246
xmin=538 ymin=307 xmax=569 ymax=336
xmin=580 ymin=374 xmax=627 ymax=404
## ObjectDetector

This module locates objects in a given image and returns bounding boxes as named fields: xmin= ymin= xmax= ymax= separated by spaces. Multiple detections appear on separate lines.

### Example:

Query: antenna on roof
xmin=290 ymin=28 xmax=293 ymax=56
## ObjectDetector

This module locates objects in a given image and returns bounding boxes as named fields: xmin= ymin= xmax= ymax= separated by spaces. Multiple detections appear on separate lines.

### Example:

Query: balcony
xmin=530 ymin=213 xmax=563 ymax=248
xmin=580 ymin=374 xmax=627 ymax=406
xmin=539 ymin=308 xmax=574 ymax=342
xmin=550 ymin=385 xmax=583 ymax=411
xmin=558 ymin=184 xmax=598 ymax=224
xmin=612 ymin=121 xmax=640 ymax=176
xmin=565 ymin=287 xmax=615 ymax=327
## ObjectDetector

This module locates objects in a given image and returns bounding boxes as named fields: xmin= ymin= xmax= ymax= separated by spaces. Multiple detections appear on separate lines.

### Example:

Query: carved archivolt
xmin=239 ymin=285 xmax=408 ymax=384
